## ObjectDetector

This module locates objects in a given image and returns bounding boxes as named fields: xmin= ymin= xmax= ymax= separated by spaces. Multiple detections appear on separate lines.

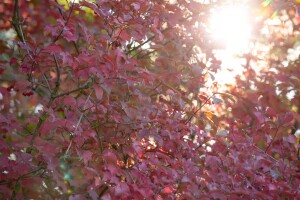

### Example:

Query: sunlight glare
xmin=209 ymin=5 xmax=252 ymax=53
xmin=208 ymin=4 xmax=253 ymax=84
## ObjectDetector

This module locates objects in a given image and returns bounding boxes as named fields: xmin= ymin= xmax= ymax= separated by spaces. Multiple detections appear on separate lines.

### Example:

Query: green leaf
xmin=261 ymin=0 xmax=272 ymax=7
xmin=270 ymin=10 xmax=278 ymax=19
xmin=64 ymin=172 xmax=73 ymax=180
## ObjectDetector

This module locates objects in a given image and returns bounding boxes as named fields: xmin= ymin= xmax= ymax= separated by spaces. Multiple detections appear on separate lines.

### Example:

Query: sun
xmin=208 ymin=4 xmax=253 ymax=84
xmin=209 ymin=4 xmax=252 ymax=53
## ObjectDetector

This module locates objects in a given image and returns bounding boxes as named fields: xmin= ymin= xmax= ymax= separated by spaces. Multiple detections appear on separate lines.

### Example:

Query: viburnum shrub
xmin=0 ymin=0 xmax=299 ymax=199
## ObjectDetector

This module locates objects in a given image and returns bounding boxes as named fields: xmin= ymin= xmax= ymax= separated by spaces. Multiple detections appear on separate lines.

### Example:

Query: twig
xmin=0 ymin=167 xmax=45 ymax=186
xmin=65 ymin=90 xmax=93 ymax=155
xmin=12 ymin=0 xmax=54 ymax=97
xmin=137 ymin=39 xmax=173 ymax=59
xmin=52 ymin=0 xmax=75 ymax=43
xmin=42 ymin=73 xmax=52 ymax=93
xmin=184 ymin=95 xmax=213 ymax=124
xmin=12 ymin=0 xmax=35 ymax=62
xmin=12 ymin=0 xmax=24 ymax=43
xmin=54 ymin=83 xmax=90 ymax=98
xmin=265 ymin=126 xmax=280 ymax=154
xmin=98 ymin=185 xmax=109 ymax=198
xmin=54 ymin=0 xmax=79 ymax=54
xmin=27 ymin=56 xmax=62 ymax=151
xmin=253 ymin=144 xmax=278 ymax=162
xmin=126 ymin=12 xmax=197 ymax=55
xmin=241 ymin=131 xmax=278 ymax=163
xmin=126 ymin=169 xmax=136 ymax=184
xmin=52 ymin=54 xmax=61 ymax=95
xmin=84 ymin=116 xmax=104 ymax=153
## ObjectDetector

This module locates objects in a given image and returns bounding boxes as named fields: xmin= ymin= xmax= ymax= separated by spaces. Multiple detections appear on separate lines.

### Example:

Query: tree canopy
xmin=0 ymin=0 xmax=299 ymax=199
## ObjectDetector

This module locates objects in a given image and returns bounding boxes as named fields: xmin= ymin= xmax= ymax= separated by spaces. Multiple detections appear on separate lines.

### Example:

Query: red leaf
xmin=254 ymin=112 xmax=265 ymax=124
xmin=280 ymin=112 xmax=293 ymax=124
xmin=95 ymin=85 xmax=103 ymax=100
xmin=43 ymin=44 xmax=62 ymax=54
xmin=64 ymin=96 xmax=77 ymax=107
xmin=114 ymin=183 xmax=130 ymax=197
xmin=63 ymin=24 xmax=77 ymax=42
xmin=82 ymin=151 xmax=93 ymax=165
xmin=35 ymin=138 xmax=59 ymax=157
xmin=9 ymin=57 xmax=17 ymax=65
xmin=88 ymin=190 xmax=99 ymax=200
xmin=103 ymin=150 xmax=118 ymax=164
xmin=283 ymin=135 xmax=296 ymax=144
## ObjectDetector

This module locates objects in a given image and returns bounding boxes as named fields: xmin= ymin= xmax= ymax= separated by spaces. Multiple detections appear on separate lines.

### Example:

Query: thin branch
xmin=54 ymin=83 xmax=90 ymax=98
xmin=12 ymin=0 xmax=35 ymax=62
xmin=127 ymin=34 xmax=156 ymax=54
xmin=12 ymin=0 xmax=24 ymax=43
xmin=253 ymin=144 xmax=279 ymax=163
xmin=184 ymin=95 xmax=213 ymax=124
xmin=65 ymin=90 xmax=93 ymax=155
xmin=137 ymin=39 xmax=173 ymax=59
xmin=126 ymin=12 xmax=196 ymax=55
xmin=29 ymin=79 xmax=49 ymax=91
xmin=42 ymin=73 xmax=52 ymax=93
xmin=52 ymin=0 xmax=76 ymax=43
xmin=12 ymin=0 xmax=54 ymax=97
xmin=27 ymin=55 xmax=62 ymax=152
xmin=52 ymin=54 xmax=61 ymax=95
xmin=98 ymin=185 xmax=109 ymax=198
xmin=0 ymin=167 xmax=45 ymax=185
xmin=125 ymin=169 xmax=136 ymax=184
xmin=264 ymin=126 xmax=280 ymax=154
xmin=145 ymin=148 xmax=175 ymax=159
xmin=84 ymin=115 xmax=104 ymax=153
xmin=54 ymin=0 xmax=80 ymax=55
xmin=241 ymin=131 xmax=279 ymax=163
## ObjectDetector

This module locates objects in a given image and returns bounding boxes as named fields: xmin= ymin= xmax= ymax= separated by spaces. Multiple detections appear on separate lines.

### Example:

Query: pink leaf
xmin=131 ymin=3 xmax=140 ymax=10
xmin=63 ymin=24 xmax=77 ymax=42
xmin=82 ymin=151 xmax=93 ymax=165
xmin=283 ymin=135 xmax=296 ymax=144
xmin=43 ymin=44 xmax=62 ymax=54
xmin=64 ymin=96 xmax=77 ymax=107
xmin=103 ymin=150 xmax=118 ymax=164
xmin=114 ymin=183 xmax=130 ymax=197
xmin=95 ymin=85 xmax=103 ymax=100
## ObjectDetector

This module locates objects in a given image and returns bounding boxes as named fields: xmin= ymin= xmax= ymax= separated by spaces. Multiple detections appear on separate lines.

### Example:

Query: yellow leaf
xmin=203 ymin=111 xmax=214 ymax=120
